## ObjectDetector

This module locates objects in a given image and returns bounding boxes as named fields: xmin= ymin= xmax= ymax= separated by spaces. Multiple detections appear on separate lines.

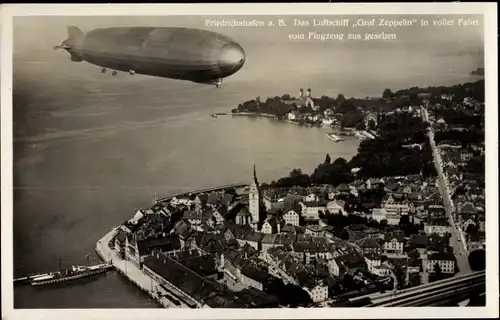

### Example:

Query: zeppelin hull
xmin=66 ymin=27 xmax=246 ymax=83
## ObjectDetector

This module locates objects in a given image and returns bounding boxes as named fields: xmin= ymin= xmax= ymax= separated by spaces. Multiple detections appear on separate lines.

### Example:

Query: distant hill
xmin=470 ymin=68 xmax=485 ymax=76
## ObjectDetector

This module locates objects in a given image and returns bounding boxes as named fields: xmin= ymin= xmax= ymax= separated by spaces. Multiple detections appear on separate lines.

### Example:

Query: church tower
xmin=249 ymin=164 xmax=260 ymax=228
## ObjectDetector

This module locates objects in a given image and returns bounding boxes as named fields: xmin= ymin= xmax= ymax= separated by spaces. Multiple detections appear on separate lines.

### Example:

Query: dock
xmin=95 ymin=227 xmax=188 ymax=308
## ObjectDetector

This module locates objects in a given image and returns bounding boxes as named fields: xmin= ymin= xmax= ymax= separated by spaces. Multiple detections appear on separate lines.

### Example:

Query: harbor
xmin=95 ymin=227 xmax=186 ymax=308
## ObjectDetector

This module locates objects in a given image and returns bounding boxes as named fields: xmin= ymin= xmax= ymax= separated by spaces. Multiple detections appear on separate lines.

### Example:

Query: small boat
xmin=211 ymin=113 xmax=218 ymax=118
xmin=326 ymin=133 xmax=344 ymax=143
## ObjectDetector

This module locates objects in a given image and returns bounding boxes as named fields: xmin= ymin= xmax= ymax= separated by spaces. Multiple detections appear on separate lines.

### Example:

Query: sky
xmin=13 ymin=14 xmax=484 ymax=56
xmin=12 ymin=14 xmax=485 ymax=102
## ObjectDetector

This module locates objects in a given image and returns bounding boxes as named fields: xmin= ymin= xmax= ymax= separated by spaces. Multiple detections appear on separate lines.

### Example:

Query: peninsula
xmin=97 ymin=79 xmax=485 ymax=308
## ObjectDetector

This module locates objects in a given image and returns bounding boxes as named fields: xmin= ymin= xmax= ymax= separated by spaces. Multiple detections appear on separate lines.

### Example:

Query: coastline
xmin=95 ymin=227 xmax=185 ymax=308
xmin=94 ymin=183 xmax=250 ymax=309
xmin=227 ymin=112 xmax=337 ymax=129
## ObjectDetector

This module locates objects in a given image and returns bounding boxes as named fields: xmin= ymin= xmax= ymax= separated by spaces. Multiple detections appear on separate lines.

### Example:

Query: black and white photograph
xmin=1 ymin=3 xmax=498 ymax=319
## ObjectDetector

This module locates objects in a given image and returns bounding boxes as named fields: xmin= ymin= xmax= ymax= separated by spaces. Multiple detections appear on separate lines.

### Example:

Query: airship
xmin=54 ymin=26 xmax=246 ymax=87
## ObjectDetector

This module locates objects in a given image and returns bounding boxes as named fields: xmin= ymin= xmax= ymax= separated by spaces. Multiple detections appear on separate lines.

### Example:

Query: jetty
xmin=95 ymin=227 xmax=188 ymax=308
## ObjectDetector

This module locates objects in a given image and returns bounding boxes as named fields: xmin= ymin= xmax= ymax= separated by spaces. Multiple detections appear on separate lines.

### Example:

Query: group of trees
xmin=265 ymin=278 xmax=313 ymax=307
xmin=465 ymin=155 xmax=485 ymax=174
xmin=310 ymin=156 xmax=354 ymax=186
xmin=434 ymin=129 xmax=484 ymax=148
xmin=317 ymin=213 xmax=393 ymax=238
xmin=383 ymin=79 xmax=484 ymax=105
xmin=468 ymin=249 xmax=486 ymax=271
xmin=398 ymin=214 xmax=424 ymax=237
xmin=233 ymin=96 xmax=292 ymax=119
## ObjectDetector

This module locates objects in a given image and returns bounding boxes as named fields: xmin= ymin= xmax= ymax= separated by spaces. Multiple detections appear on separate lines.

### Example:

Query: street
xmin=422 ymin=107 xmax=472 ymax=275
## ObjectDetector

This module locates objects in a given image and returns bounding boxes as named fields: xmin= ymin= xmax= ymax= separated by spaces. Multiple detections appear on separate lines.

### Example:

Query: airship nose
xmin=218 ymin=42 xmax=246 ymax=74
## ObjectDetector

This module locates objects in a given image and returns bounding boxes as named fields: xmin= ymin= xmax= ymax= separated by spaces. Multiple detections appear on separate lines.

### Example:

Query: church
xmin=235 ymin=165 xmax=261 ymax=231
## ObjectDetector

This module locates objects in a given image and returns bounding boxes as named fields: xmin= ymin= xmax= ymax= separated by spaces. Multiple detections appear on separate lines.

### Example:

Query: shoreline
xmin=225 ymin=112 xmax=341 ymax=130
xmin=94 ymin=184 xmax=250 ymax=309
xmin=95 ymin=227 xmax=185 ymax=308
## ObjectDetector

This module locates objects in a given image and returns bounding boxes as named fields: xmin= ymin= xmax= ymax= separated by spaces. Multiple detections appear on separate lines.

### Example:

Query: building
xmin=424 ymin=218 xmax=450 ymax=236
xmin=329 ymin=252 xmax=367 ymax=277
xmin=371 ymin=208 xmax=400 ymax=225
xmin=282 ymin=207 xmax=301 ymax=226
xmin=235 ymin=207 xmax=253 ymax=226
xmin=381 ymin=193 xmax=410 ymax=216
xmin=291 ymin=241 xmax=332 ymax=265
xmin=355 ymin=237 xmax=383 ymax=255
xmin=303 ymin=283 xmax=328 ymax=303
xmin=326 ymin=200 xmax=346 ymax=215
xmin=263 ymin=189 xmax=286 ymax=212
xmin=383 ymin=231 xmax=405 ymax=256
xmin=364 ymin=252 xmax=382 ymax=275
xmin=249 ymin=165 xmax=260 ymax=230
xmin=143 ymin=249 xmax=278 ymax=308
xmin=261 ymin=216 xmax=283 ymax=234
xmin=426 ymin=252 xmax=456 ymax=274
xmin=299 ymin=201 xmax=325 ymax=220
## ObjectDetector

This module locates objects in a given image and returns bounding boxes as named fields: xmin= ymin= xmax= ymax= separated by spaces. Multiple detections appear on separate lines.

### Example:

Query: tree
xmin=355 ymin=121 xmax=366 ymax=131
xmin=468 ymin=249 xmax=485 ymax=271
xmin=325 ymin=154 xmax=331 ymax=164
xmin=432 ymin=263 xmax=444 ymax=282
xmin=367 ymin=119 xmax=377 ymax=131
xmin=383 ymin=88 xmax=394 ymax=99
xmin=336 ymin=93 xmax=346 ymax=103
xmin=266 ymin=279 xmax=313 ymax=307
xmin=466 ymin=155 xmax=485 ymax=174
xmin=409 ymin=93 xmax=422 ymax=106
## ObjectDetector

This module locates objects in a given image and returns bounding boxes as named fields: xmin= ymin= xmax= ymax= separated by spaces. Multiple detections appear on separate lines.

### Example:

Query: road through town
xmin=422 ymin=107 xmax=471 ymax=275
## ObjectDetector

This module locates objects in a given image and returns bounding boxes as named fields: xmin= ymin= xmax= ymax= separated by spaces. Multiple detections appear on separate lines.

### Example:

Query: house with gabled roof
xmin=261 ymin=216 xmax=284 ymax=234
xmin=383 ymin=231 xmax=405 ymax=256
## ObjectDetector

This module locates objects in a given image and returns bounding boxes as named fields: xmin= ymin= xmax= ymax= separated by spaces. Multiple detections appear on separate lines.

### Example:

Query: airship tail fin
xmin=65 ymin=26 xmax=84 ymax=47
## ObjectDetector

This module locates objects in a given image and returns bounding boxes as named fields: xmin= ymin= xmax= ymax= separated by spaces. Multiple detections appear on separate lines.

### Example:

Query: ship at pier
xmin=29 ymin=259 xmax=113 ymax=287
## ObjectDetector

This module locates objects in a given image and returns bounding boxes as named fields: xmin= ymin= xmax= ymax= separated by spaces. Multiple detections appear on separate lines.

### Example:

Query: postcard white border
xmin=1 ymin=3 xmax=498 ymax=320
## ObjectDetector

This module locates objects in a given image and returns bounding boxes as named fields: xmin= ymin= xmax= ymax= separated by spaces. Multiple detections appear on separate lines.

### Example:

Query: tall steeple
xmin=252 ymin=163 xmax=259 ymax=187
xmin=249 ymin=164 xmax=260 ymax=229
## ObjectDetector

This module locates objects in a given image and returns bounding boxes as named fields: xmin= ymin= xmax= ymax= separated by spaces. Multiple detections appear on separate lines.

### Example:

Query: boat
xmin=211 ymin=113 xmax=218 ymax=118
xmin=30 ymin=259 xmax=113 ymax=287
xmin=354 ymin=131 xmax=367 ymax=140
xmin=322 ymin=118 xmax=334 ymax=127
xmin=326 ymin=133 xmax=344 ymax=143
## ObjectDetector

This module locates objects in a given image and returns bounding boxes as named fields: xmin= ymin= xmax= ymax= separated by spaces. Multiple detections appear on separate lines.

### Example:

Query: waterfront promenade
xmin=422 ymin=107 xmax=471 ymax=275
xmin=95 ymin=228 xmax=188 ymax=308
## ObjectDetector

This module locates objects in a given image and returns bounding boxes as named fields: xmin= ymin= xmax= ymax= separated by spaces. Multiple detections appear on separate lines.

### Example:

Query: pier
xmin=95 ymin=228 xmax=189 ymax=308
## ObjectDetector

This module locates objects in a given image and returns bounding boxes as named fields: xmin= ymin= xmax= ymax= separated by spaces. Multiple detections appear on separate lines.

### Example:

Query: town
xmin=97 ymin=79 xmax=485 ymax=308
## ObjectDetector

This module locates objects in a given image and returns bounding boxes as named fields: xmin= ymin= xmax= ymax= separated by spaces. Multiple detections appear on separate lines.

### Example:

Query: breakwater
xmin=156 ymin=183 xmax=247 ymax=203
